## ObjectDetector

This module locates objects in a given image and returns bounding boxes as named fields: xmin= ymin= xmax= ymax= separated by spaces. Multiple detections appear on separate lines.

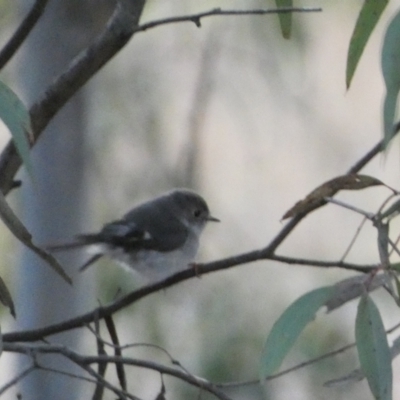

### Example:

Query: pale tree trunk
xmin=15 ymin=1 xmax=110 ymax=398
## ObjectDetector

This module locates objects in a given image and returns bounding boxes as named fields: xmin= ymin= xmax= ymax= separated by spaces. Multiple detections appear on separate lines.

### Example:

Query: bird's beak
xmin=207 ymin=216 xmax=220 ymax=222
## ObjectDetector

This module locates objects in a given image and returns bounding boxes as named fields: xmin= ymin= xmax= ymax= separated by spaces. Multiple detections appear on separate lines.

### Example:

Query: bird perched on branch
xmin=48 ymin=189 xmax=219 ymax=282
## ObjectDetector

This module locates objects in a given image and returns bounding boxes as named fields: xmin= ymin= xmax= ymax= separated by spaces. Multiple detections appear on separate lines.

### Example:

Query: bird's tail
xmin=46 ymin=234 xmax=102 ymax=252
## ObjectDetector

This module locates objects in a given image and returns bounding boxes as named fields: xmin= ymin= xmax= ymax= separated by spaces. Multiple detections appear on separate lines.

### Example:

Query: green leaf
xmin=346 ymin=0 xmax=388 ymax=89
xmin=381 ymin=9 xmax=400 ymax=146
xmin=260 ymin=286 xmax=334 ymax=381
xmin=356 ymin=293 xmax=392 ymax=400
xmin=275 ymin=0 xmax=292 ymax=39
xmin=0 ymin=80 xmax=33 ymax=176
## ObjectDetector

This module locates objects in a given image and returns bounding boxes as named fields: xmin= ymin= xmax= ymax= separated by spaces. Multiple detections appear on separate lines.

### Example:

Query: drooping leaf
xmin=356 ymin=293 xmax=392 ymax=400
xmin=260 ymin=286 xmax=334 ymax=381
xmin=346 ymin=0 xmax=388 ymax=89
xmin=0 ymin=189 xmax=72 ymax=285
xmin=275 ymin=0 xmax=292 ymax=39
xmin=0 ymin=276 xmax=15 ymax=318
xmin=0 ymin=80 xmax=33 ymax=176
xmin=282 ymin=174 xmax=383 ymax=219
xmin=381 ymin=9 xmax=400 ymax=146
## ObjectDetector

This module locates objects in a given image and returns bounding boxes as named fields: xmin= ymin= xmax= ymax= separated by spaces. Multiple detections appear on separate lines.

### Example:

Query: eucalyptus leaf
xmin=0 ymin=80 xmax=33 ymax=176
xmin=356 ymin=293 xmax=392 ymax=400
xmin=260 ymin=286 xmax=334 ymax=382
xmin=275 ymin=0 xmax=292 ymax=39
xmin=381 ymin=9 xmax=400 ymax=146
xmin=346 ymin=0 xmax=388 ymax=89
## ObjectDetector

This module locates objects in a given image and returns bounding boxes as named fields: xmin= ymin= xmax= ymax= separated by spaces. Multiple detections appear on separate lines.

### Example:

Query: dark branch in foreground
xmin=4 ymin=343 xmax=233 ymax=400
xmin=0 ymin=0 xmax=49 ymax=70
xmin=0 ymin=0 xmax=146 ymax=194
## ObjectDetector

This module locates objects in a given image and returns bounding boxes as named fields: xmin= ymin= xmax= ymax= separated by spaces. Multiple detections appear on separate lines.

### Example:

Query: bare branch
xmin=136 ymin=7 xmax=322 ymax=32
xmin=347 ymin=121 xmax=400 ymax=174
xmin=0 ymin=364 xmax=35 ymax=396
xmin=270 ymin=255 xmax=376 ymax=273
xmin=0 ymin=0 xmax=49 ymax=70
xmin=2 ymin=249 xmax=376 ymax=343
xmin=325 ymin=197 xmax=375 ymax=219
xmin=216 ymin=321 xmax=400 ymax=389
xmin=4 ymin=343 xmax=233 ymax=400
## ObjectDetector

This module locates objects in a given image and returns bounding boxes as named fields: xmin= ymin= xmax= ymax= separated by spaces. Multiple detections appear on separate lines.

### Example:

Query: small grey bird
xmin=49 ymin=189 xmax=219 ymax=282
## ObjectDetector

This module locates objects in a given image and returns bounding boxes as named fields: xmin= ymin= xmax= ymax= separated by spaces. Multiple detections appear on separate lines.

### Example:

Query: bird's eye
xmin=193 ymin=209 xmax=202 ymax=218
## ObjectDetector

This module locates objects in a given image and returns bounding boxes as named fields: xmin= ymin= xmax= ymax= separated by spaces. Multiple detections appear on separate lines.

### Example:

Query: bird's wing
xmin=76 ymin=219 xmax=155 ymax=249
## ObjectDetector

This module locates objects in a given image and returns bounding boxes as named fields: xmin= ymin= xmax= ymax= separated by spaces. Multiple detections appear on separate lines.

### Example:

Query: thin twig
xmin=340 ymin=216 xmax=368 ymax=262
xmin=3 ymin=343 xmax=232 ymax=400
xmin=0 ymin=364 xmax=35 ymax=395
xmin=324 ymin=197 xmax=374 ymax=219
xmin=216 ymin=320 xmax=400 ymax=389
xmin=136 ymin=7 xmax=322 ymax=32
xmin=347 ymin=121 xmax=400 ymax=174
xmin=270 ymin=254 xmax=375 ymax=273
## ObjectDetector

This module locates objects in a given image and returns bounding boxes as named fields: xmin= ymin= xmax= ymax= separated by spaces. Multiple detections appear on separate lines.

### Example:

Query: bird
xmin=48 ymin=189 xmax=219 ymax=282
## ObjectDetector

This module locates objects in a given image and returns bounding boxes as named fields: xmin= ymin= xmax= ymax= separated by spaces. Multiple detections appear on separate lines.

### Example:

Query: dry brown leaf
xmin=325 ymin=274 xmax=385 ymax=312
xmin=282 ymin=174 xmax=383 ymax=219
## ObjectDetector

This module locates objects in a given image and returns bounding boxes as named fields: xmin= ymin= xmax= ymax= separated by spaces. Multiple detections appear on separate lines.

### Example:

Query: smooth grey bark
xmin=13 ymin=1 xmax=109 ymax=398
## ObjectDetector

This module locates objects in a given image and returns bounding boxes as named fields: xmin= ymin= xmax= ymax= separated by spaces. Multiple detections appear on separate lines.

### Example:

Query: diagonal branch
xmin=0 ymin=5 xmax=320 ymax=195
xmin=1 ymin=253 xmax=375 ymax=343
xmin=0 ymin=0 xmax=49 ymax=70
xmin=0 ymin=0 xmax=146 ymax=194
xmin=0 ymin=364 xmax=35 ymax=396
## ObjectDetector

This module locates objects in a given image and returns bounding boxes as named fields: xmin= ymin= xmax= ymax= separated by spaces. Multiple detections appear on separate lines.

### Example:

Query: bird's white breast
xmin=96 ymin=229 xmax=201 ymax=282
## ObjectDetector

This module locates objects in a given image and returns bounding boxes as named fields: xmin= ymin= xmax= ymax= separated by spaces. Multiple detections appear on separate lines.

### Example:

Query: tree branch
xmin=1 ymin=251 xmax=375 ymax=343
xmin=270 ymin=254 xmax=376 ymax=273
xmin=0 ymin=4 xmax=320 ymax=195
xmin=4 ymin=343 xmax=233 ymax=400
xmin=0 ymin=0 xmax=49 ymax=70
xmin=0 ymin=0 xmax=146 ymax=194
xmin=0 ymin=364 xmax=35 ymax=396
xmin=136 ymin=7 xmax=322 ymax=32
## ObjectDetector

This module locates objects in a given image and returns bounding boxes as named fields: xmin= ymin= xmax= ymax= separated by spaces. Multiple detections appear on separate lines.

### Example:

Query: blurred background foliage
xmin=0 ymin=0 xmax=399 ymax=399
